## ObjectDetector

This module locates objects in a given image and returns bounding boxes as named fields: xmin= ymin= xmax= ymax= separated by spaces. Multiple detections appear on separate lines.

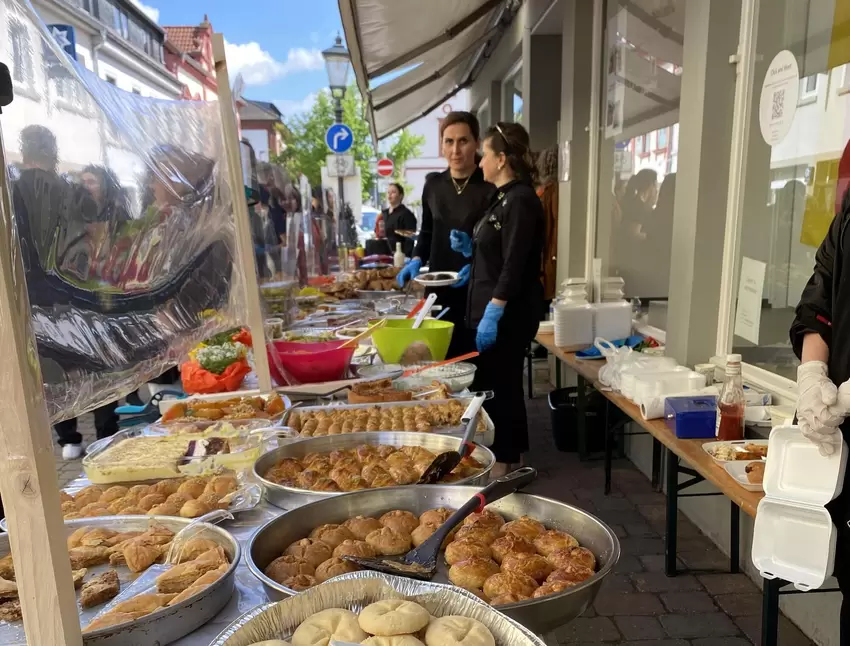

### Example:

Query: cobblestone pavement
xmin=51 ymin=362 xmax=814 ymax=645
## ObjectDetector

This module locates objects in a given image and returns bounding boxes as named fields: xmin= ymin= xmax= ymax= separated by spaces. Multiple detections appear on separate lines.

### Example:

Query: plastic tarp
xmin=0 ymin=0 xmax=247 ymax=421
xmin=339 ymin=0 xmax=508 ymax=140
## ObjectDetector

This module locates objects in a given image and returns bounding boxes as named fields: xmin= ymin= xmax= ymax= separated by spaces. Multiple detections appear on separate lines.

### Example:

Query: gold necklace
xmin=451 ymin=175 xmax=472 ymax=195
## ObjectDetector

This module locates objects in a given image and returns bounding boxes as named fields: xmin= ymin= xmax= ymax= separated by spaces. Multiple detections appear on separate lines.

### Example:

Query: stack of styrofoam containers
xmin=601 ymin=277 xmax=626 ymax=302
xmin=560 ymin=278 xmax=589 ymax=304
xmin=592 ymin=301 xmax=632 ymax=341
xmin=554 ymin=301 xmax=594 ymax=348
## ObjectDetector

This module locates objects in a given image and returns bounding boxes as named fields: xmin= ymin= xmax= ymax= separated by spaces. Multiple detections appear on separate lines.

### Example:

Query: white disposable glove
xmin=797 ymin=361 xmax=844 ymax=456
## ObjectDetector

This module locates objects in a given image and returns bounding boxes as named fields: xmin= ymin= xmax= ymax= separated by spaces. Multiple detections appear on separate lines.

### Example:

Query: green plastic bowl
xmin=370 ymin=319 xmax=455 ymax=363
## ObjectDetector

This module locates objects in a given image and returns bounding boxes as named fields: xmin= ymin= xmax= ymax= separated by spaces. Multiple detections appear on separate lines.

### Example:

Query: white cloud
xmin=275 ymin=93 xmax=319 ymax=116
xmin=224 ymin=41 xmax=324 ymax=86
xmin=129 ymin=0 xmax=159 ymax=23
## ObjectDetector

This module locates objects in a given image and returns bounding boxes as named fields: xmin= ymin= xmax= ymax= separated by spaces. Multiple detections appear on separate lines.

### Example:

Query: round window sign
xmin=759 ymin=49 xmax=800 ymax=146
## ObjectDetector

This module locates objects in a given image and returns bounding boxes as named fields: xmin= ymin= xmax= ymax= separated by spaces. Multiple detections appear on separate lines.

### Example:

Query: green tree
xmin=275 ymin=86 xmax=424 ymax=202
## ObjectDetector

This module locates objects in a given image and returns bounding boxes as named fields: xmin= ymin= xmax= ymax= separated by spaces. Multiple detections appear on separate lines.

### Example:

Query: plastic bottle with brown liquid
xmin=716 ymin=353 xmax=745 ymax=441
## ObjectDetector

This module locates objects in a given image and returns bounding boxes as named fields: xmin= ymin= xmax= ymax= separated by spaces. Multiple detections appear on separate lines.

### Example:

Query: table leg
xmin=665 ymin=448 xmax=678 ymax=577
xmin=577 ymin=375 xmax=588 ymax=461
xmin=651 ymin=438 xmax=662 ymax=491
xmin=761 ymin=578 xmax=783 ymax=646
xmin=604 ymin=401 xmax=613 ymax=495
xmin=555 ymin=357 xmax=562 ymax=390
xmin=730 ymin=502 xmax=740 ymax=574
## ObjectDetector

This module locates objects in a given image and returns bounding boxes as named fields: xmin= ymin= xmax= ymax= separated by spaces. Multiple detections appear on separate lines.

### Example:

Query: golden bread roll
xmin=264 ymin=555 xmax=314 ymax=584
xmin=490 ymin=592 xmax=529 ymax=606
xmin=343 ymin=516 xmax=383 ymax=541
xmin=501 ymin=552 xmax=554 ymax=583
xmin=533 ymin=529 xmax=579 ymax=556
xmin=379 ymin=510 xmax=420 ymax=536
xmin=310 ymin=524 xmax=355 ymax=549
xmin=365 ymin=527 xmax=411 ymax=556
xmin=533 ymin=580 xmax=578 ymax=598
xmin=282 ymin=574 xmax=316 ymax=591
xmin=547 ymin=546 xmax=597 ymax=571
xmin=314 ymin=557 xmax=359 ymax=583
xmin=444 ymin=538 xmax=492 ymax=565
xmin=332 ymin=539 xmax=377 ymax=560
xmin=447 ymin=557 xmax=500 ymax=590
xmin=284 ymin=539 xmax=332 ymax=569
xmin=453 ymin=524 xmax=502 ymax=546
xmin=424 ymin=616 xmax=495 ymax=646
xmin=420 ymin=508 xmax=454 ymax=527
xmin=546 ymin=562 xmax=594 ymax=584
xmin=489 ymin=534 xmax=536 ymax=564
xmin=482 ymin=571 xmax=539 ymax=600
xmin=500 ymin=516 xmax=546 ymax=542
xmin=462 ymin=510 xmax=505 ymax=530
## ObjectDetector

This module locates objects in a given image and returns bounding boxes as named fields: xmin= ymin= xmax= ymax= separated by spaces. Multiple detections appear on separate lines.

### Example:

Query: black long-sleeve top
xmin=467 ymin=179 xmax=545 ymax=327
xmin=414 ymin=169 xmax=492 ymax=272
xmin=384 ymin=204 xmax=417 ymax=257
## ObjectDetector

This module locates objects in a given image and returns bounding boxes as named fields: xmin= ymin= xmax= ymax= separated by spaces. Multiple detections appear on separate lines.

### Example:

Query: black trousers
xmin=54 ymin=402 xmax=119 ymax=446
xmin=468 ymin=314 xmax=539 ymax=464
xmin=829 ymin=483 xmax=850 ymax=645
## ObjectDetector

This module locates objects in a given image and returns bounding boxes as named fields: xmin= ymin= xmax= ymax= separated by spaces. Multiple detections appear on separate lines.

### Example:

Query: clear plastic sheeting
xmin=0 ymin=0 xmax=246 ymax=421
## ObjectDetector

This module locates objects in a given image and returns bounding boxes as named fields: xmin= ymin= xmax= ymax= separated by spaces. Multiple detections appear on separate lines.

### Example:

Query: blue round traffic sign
xmin=326 ymin=123 xmax=354 ymax=154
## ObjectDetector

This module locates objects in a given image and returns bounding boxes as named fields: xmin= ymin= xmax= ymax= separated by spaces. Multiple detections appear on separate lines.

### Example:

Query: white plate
xmin=702 ymin=439 xmax=769 ymax=463
xmin=414 ymin=271 xmax=460 ymax=287
xmin=724 ymin=460 xmax=764 ymax=492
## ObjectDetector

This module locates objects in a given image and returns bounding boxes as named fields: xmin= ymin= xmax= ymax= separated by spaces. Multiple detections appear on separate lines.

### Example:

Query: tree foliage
xmin=274 ymin=87 xmax=425 ymax=203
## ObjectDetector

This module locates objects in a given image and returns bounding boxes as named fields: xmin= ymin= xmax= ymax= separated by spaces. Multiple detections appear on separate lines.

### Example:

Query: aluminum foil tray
xmin=208 ymin=572 xmax=547 ymax=646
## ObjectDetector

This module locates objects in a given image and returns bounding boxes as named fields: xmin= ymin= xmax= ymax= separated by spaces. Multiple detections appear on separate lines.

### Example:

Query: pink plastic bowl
xmin=267 ymin=340 xmax=355 ymax=385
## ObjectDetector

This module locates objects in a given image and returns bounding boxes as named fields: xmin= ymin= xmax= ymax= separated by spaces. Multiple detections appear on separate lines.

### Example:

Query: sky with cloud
xmin=134 ymin=0 xmax=343 ymax=118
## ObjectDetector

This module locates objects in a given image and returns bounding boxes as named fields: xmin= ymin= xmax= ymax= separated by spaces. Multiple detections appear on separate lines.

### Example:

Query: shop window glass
xmin=729 ymin=0 xmax=850 ymax=379
xmin=595 ymin=0 xmax=685 ymax=326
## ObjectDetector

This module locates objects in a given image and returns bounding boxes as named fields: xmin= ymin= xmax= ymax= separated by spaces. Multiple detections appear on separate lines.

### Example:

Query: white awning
xmin=339 ymin=0 xmax=516 ymax=142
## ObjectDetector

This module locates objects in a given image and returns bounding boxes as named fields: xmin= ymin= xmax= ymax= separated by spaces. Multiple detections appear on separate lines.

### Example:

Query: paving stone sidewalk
xmin=52 ymin=363 xmax=814 ymax=645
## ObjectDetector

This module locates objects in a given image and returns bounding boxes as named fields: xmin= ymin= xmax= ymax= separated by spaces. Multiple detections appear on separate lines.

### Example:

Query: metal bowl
xmin=246 ymin=485 xmax=620 ymax=635
xmin=253 ymin=431 xmax=495 ymax=509
xmin=0 ymin=515 xmax=240 ymax=646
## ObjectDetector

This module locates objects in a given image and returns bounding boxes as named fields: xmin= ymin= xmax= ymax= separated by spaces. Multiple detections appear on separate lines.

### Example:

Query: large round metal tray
xmin=245 ymin=485 xmax=620 ymax=634
xmin=253 ymin=431 xmax=495 ymax=510
xmin=0 ymin=515 xmax=240 ymax=646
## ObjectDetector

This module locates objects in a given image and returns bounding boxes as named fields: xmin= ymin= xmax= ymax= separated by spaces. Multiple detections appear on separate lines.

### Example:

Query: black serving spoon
xmin=417 ymin=392 xmax=486 ymax=484
xmin=342 ymin=466 xmax=538 ymax=580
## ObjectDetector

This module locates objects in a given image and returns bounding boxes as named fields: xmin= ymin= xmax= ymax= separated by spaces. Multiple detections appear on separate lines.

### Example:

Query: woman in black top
xmin=397 ymin=112 xmax=493 ymax=358
xmin=383 ymin=182 xmax=417 ymax=257
xmin=451 ymin=122 xmax=544 ymax=473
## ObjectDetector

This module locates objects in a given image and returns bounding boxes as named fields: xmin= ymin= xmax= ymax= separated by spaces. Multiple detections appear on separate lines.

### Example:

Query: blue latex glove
xmin=476 ymin=302 xmax=505 ymax=352
xmin=397 ymin=257 xmax=422 ymax=287
xmin=452 ymin=264 xmax=471 ymax=288
xmin=450 ymin=229 xmax=473 ymax=258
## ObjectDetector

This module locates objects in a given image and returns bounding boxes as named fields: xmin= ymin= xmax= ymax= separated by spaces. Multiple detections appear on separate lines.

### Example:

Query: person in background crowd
xmin=382 ymin=182 xmax=417 ymax=257
xmin=617 ymin=168 xmax=658 ymax=296
xmin=451 ymin=122 xmax=544 ymax=476
xmin=790 ymin=186 xmax=850 ymax=644
xmin=397 ymin=112 xmax=493 ymax=358
xmin=536 ymin=146 xmax=559 ymax=314
xmin=55 ymin=165 xmax=130 ymax=459
xmin=258 ymin=163 xmax=287 ymax=244
xmin=645 ymin=172 xmax=676 ymax=298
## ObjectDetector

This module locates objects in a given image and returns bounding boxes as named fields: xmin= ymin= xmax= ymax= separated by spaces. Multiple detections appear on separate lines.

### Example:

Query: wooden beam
xmin=211 ymin=32 xmax=274 ymax=393
xmin=0 ymin=130 xmax=82 ymax=643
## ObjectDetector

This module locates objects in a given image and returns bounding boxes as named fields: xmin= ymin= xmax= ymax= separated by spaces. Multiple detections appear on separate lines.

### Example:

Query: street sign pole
xmin=325 ymin=117 xmax=354 ymax=246
xmin=334 ymin=102 xmax=345 ymax=227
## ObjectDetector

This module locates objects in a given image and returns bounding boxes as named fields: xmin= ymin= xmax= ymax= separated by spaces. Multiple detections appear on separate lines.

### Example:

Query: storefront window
xmin=730 ymin=0 xmax=850 ymax=379
xmin=594 ymin=0 xmax=685 ymax=325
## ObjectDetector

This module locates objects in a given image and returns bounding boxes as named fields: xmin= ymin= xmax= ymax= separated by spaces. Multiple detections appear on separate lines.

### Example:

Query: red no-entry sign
xmin=377 ymin=158 xmax=394 ymax=177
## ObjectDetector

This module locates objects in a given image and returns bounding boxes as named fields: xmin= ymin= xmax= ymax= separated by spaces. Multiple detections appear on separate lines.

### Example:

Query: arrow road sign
xmin=326 ymin=123 xmax=354 ymax=154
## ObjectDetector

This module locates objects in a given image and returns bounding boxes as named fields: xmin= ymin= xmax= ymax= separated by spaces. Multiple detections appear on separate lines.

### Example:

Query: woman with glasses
xmin=450 ymin=122 xmax=545 ymax=475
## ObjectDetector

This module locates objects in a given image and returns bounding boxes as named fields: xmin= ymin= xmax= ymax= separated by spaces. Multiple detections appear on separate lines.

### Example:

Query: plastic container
xmin=370 ymin=319 xmax=454 ymax=363
xmin=618 ymin=358 xmax=680 ymax=400
xmin=554 ymin=303 xmax=594 ymax=347
xmin=267 ymin=340 xmax=355 ymax=385
xmin=632 ymin=369 xmax=707 ymax=403
xmin=357 ymin=361 xmax=477 ymax=392
xmin=752 ymin=425 xmax=847 ymax=590
xmin=592 ymin=301 xmax=632 ymax=341
xmin=664 ymin=396 xmax=718 ymax=439
xmin=547 ymin=387 xmax=607 ymax=453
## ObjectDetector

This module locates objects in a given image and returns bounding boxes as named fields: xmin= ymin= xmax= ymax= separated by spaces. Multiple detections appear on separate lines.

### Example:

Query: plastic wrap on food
xmin=208 ymin=572 xmax=547 ymax=646
xmin=0 ymin=0 xmax=247 ymax=422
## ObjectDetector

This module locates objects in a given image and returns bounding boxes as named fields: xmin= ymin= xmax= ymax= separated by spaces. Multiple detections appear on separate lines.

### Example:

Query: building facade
xmin=239 ymin=99 xmax=284 ymax=163
xmin=163 ymin=16 xmax=218 ymax=101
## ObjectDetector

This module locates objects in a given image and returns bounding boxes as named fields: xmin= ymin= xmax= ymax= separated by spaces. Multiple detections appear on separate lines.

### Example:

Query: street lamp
xmin=322 ymin=35 xmax=352 ymax=247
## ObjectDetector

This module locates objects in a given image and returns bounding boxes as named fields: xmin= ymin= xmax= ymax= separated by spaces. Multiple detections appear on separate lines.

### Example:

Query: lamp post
xmin=322 ymin=35 xmax=351 ymax=229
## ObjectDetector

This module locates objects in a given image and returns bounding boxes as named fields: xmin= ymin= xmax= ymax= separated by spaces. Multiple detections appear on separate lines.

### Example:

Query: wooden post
xmin=0 ymin=137 xmax=82 ymax=643
xmin=212 ymin=33 xmax=274 ymax=393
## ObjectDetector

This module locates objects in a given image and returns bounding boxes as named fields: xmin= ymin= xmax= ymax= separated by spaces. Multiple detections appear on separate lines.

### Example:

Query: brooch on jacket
xmin=488 ymin=213 xmax=502 ymax=230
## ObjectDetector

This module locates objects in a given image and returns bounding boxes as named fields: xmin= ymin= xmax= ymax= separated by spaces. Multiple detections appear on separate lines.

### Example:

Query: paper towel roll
xmin=638 ymin=386 xmax=722 ymax=420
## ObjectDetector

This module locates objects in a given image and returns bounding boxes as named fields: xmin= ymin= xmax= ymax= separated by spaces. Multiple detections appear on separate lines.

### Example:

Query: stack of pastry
xmin=60 ymin=474 xmax=239 ymax=520
xmin=0 ymin=523 xmax=231 ymax=633
xmin=261 ymin=505 xmax=596 ymax=606
xmin=246 ymin=601 xmax=496 ymax=646
xmin=348 ymin=378 xmax=414 ymax=404
xmin=289 ymin=400 xmax=486 ymax=436
xmin=263 ymin=444 xmax=483 ymax=492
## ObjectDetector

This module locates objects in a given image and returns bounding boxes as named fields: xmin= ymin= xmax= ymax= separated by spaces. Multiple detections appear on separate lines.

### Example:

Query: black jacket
xmin=467 ymin=180 xmax=544 ymax=328
xmin=790 ymin=190 xmax=850 ymax=396
xmin=414 ymin=169 xmax=492 ymax=272
xmin=383 ymin=204 xmax=416 ymax=257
